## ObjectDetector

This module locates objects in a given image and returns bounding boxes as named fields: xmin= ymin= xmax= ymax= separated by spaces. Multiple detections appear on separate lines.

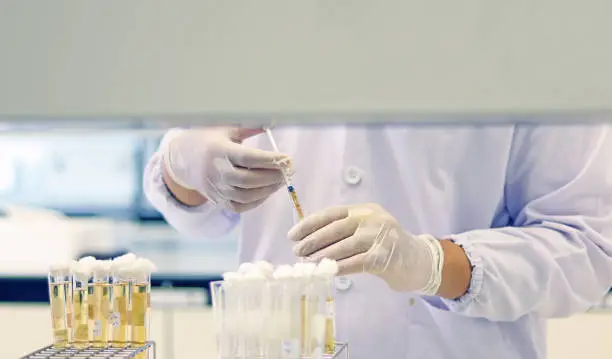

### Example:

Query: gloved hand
xmin=289 ymin=203 xmax=445 ymax=295
xmin=162 ymin=127 xmax=290 ymax=213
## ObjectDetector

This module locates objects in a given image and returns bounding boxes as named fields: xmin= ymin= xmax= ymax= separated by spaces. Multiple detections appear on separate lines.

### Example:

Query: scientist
xmin=144 ymin=124 xmax=612 ymax=359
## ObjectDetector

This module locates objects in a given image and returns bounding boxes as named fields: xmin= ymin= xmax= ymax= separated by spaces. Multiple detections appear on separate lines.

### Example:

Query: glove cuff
xmin=416 ymin=234 xmax=445 ymax=296
xmin=159 ymin=129 xmax=196 ymax=191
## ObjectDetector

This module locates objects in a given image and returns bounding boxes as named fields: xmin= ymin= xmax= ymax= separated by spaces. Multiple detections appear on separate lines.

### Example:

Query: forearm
xmin=161 ymin=159 xmax=208 ymax=207
xmin=426 ymin=223 xmax=612 ymax=322
xmin=436 ymin=239 xmax=472 ymax=300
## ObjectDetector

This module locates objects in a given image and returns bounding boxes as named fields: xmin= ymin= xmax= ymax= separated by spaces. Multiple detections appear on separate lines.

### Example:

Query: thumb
xmin=228 ymin=127 xmax=264 ymax=143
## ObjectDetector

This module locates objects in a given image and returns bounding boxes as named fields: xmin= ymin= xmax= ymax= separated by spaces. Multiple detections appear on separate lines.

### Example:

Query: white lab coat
xmin=144 ymin=123 xmax=612 ymax=359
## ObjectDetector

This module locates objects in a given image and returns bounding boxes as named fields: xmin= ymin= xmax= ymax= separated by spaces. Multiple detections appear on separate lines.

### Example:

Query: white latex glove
xmin=289 ymin=203 xmax=445 ymax=295
xmin=162 ymin=127 xmax=290 ymax=212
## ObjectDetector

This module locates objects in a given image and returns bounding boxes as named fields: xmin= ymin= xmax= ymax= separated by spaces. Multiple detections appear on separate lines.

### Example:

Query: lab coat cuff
xmin=441 ymin=233 xmax=485 ymax=312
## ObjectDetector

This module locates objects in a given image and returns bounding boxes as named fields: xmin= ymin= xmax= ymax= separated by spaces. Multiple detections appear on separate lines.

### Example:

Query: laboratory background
xmin=0 ymin=123 xmax=609 ymax=359
xmin=2 ymin=1 xmax=612 ymax=359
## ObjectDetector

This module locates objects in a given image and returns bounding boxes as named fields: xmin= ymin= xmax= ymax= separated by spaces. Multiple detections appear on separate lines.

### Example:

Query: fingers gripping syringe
xmin=265 ymin=127 xmax=305 ymax=221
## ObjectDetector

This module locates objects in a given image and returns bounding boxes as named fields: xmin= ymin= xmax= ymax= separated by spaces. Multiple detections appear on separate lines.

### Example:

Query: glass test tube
xmin=48 ymin=266 xmax=72 ymax=348
xmin=300 ymin=278 xmax=312 ymax=357
xmin=130 ymin=273 xmax=151 ymax=347
xmin=73 ymin=275 xmax=90 ymax=348
xmin=307 ymin=277 xmax=329 ymax=359
xmin=211 ymin=280 xmax=236 ymax=359
xmin=242 ymin=278 xmax=265 ymax=358
xmin=322 ymin=276 xmax=336 ymax=355
xmin=272 ymin=279 xmax=301 ymax=359
xmin=109 ymin=268 xmax=131 ymax=347
xmin=89 ymin=263 xmax=111 ymax=347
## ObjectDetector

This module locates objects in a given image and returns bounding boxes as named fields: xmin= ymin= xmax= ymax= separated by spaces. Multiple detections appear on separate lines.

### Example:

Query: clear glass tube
xmin=89 ymin=266 xmax=111 ymax=347
xmin=242 ymin=279 xmax=265 ymax=358
xmin=109 ymin=272 xmax=130 ymax=348
xmin=269 ymin=279 xmax=301 ymax=359
xmin=303 ymin=278 xmax=326 ymax=359
xmin=211 ymin=280 xmax=235 ymax=359
xmin=323 ymin=276 xmax=336 ymax=355
xmin=72 ymin=278 xmax=89 ymax=348
xmin=309 ymin=276 xmax=335 ymax=358
xmin=130 ymin=273 xmax=151 ymax=351
xmin=48 ymin=269 xmax=72 ymax=348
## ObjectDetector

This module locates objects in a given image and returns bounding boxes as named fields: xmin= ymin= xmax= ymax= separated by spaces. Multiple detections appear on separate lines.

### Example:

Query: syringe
xmin=265 ymin=127 xmax=305 ymax=221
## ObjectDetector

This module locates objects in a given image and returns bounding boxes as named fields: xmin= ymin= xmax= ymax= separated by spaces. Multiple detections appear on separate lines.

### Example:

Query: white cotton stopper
xmin=111 ymin=253 xmax=137 ymax=274
xmin=222 ymin=271 xmax=244 ymax=282
xmin=78 ymin=256 xmax=97 ymax=265
xmin=314 ymin=258 xmax=339 ymax=277
xmin=254 ymin=261 xmax=274 ymax=278
xmin=292 ymin=263 xmax=305 ymax=278
xmin=273 ymin=265 xmax=294 ymax=280
xmin=301 ymin=262 xmax=317 ymax=276
xmin=238 ymin=262 xmax=255 ymax=274
xmin=244 ymin=268 xmax=266 ymax=281
xmin=71 ymin=260 xmax=93 ymax=282
xmin=114 ymin=252 xmax=137 ymax=264
xmin=101 ymin=260 xmax=113 ymax=273
xmin=134 ymin=258 xmax=157 ymax=274
xmin=124 ymin=258 xmax=156 ymax=282
xmin=293 ymin=262 xmax=316 ymax=278
xmin=90 ymin=260 xmax=106 ymax=276
xmin=49 ymin=262 xmax=72 ymax=276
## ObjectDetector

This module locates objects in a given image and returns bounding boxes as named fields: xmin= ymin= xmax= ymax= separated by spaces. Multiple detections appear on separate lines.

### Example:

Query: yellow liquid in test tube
xmin=89 ymin=283 xmax=110 ymax=347
xmin=73 ymin=288 xmax=89 ymax=348
xmin=49 ymin=282 xmax=71 ymax=348
xmin=110 ymin=281 xmax=130 ymax=347
xmin=131 ymin=283 xmax=148 ymax=344
xmin=131 ymin=283 xmax=150 ymax=359
xmin=325 ymin=297 xmax=336 ymax=354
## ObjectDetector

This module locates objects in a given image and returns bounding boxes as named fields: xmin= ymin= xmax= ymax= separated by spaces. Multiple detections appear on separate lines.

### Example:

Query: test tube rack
xmin=20 ymin=342 xmax=155 ymax=359
xmin=327 ymin=342 xmax=349 ymax=359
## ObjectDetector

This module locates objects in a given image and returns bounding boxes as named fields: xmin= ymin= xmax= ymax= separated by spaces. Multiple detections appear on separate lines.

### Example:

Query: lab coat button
xmin=343 ymin=166 xmax=363 ymax=185
xmin=335 ymin=276 xmax=353 ymax=291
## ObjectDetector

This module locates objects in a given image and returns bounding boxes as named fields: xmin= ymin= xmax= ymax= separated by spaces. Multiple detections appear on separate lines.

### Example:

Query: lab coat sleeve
xmin=430 ymin=124 xmax=612 ymax=321
xmin=143 ymin=150 xmax=240 ymax=239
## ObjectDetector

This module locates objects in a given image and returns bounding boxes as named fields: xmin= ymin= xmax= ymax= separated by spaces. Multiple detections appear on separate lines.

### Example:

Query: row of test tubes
xmin=211 ymin=259 xmax=339 ymax=359
xmin=47 ymin=253 xmax=156 ymax=354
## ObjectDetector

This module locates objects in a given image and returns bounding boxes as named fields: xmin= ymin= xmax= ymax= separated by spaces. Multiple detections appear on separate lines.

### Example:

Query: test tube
xmin=308 ymin=276 xmax=330 ymax=359
xmin=211 ymin=280 xmax=228 ymax=359
xmin=242 ymin=269 xmax=266 ymax=359
xmin=269 ymin=265 xmax=302 ymax=359
xmin=218 ymin=272 xmax=244 ymax=359
xmin=89 ymin=260 xmax=112 ymax=347
xmin=129 ymin=258 xmax=156 ymax=350
xmin=48 ymin=262 xmax=73 ymax=348
xmin=314 ymin=259 xmax=338 ymax=355
xmin=109 ymin=253 xmax=136 ymax=347
xmin=294 ymin=262 xmax=317 ymax=357
xmin=72 ymin=257 xmax=95 ymax=348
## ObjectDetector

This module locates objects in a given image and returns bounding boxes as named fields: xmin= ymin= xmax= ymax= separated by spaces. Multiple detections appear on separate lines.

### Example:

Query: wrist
xmin=161 ymin=155 xmax=208 ymax=207
xmin=435 ymin=239 xmax=472 ymax=299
